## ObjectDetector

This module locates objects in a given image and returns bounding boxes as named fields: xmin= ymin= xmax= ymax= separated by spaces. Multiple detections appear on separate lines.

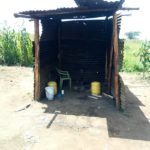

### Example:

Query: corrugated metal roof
xmin=74 ymin=0 xmax=123 ymax=8
xmin=14 ymin=0 xmax=124 ymax=19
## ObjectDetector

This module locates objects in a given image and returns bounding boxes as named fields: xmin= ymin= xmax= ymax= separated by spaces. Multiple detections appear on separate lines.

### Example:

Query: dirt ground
xmin=0 ymin=66 xmax=150 ymax=150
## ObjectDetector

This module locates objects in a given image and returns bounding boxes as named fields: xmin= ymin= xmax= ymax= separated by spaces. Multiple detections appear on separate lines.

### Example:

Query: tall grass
xmin=122 ymin=39 xmax=150 ymax=78
xmin=122 ymin=40 xmax=143 ymax=72
xmin=0 ymin=25 xmax=33 ymax=66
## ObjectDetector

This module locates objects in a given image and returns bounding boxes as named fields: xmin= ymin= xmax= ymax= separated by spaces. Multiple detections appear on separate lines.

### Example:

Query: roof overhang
xmin=14 ymin=0 xmax=125 ymax=20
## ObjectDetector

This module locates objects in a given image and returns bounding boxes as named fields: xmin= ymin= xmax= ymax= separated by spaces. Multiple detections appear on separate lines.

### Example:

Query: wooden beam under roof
xmin=120 ymin=7 xmax=140 ymax=11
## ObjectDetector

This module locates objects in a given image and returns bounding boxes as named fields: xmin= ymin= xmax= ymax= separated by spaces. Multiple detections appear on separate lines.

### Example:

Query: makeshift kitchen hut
xmin=15 ymin=0 xmax=126 ymax=109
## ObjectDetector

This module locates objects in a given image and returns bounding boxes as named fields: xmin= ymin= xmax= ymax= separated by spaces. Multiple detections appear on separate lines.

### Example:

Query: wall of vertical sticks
xmin=60 ymin=19 xmax=110 ymax=84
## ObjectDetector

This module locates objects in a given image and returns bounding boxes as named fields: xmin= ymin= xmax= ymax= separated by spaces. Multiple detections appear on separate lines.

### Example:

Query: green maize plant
xmin=0 ymin=25 xmax=33 ymax=66
xmin=20 ymin=28 xmax=33 ymax=66
xmin=0 ymin=27 xmax=20 ymax=65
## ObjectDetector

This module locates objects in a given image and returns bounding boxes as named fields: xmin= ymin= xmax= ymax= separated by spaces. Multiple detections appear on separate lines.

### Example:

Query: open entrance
xmin=39 ymin=17 xmax=113 ymax=99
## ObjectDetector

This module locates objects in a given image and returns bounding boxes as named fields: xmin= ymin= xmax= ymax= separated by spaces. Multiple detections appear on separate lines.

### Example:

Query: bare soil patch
xmin=0 ymin=66 xmax=150 ymax=150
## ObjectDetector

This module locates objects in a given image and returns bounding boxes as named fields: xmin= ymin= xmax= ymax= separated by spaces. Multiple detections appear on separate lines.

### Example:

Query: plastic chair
xmin=56 ymin=68 xmax=72 ymax=90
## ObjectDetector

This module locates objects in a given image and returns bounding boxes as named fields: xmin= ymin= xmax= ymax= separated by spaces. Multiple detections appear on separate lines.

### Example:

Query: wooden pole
xmin=105 ymin=49 xmax=108 ymax=81
xmin=105 ymin=17 xmax=108 ymax=82
xmin=107 ymin=17 xmax=115 ymax=93
xmin=113 ymin=14 xmax=120 ymax=109
xmin=58 ymin=20 xmax=61 ymax=65
xmin=34 ymin=19 xmax=40 ymax=100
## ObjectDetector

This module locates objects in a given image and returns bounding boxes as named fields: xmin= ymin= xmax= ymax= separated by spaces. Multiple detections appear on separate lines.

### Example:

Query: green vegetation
xmin=0 ymin=25 xmax=33 ymax=66
xmin=122 ymin=40 xmax=142 ymax=72
xmin=138 ymin=41 xmax=150 ymax=77
xmin=122 ymin=39 xmax=150 ymax=77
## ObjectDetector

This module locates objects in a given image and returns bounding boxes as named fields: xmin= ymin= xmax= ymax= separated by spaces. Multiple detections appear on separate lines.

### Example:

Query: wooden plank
xmin=120 ymin=7 xmax=139 ymax=11
xmin=113 ymin=14 xmax=120 ymax=109
xmin=34 ymin=19 xmax=40 ymax=100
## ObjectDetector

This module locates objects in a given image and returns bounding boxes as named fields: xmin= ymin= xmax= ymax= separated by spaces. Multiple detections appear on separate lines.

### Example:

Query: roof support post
xmin=108 ymin=18 xmax=115 ymax=93
xmin=105 ymin=17 xmax=108 ymax=82
xmin=34 ymin=19 xmax=40 ymax=101
xmin=113 ymin=14 xmax=120 ymax=109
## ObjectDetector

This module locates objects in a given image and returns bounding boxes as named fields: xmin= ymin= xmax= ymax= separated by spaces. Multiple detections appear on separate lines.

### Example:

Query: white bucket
xmin=45 ymin=86 xmax=54 ymax=100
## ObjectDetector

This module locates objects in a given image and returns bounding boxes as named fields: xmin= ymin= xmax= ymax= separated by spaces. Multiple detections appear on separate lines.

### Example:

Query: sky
xmin=0 ymin=0 xmax=150 ymax=40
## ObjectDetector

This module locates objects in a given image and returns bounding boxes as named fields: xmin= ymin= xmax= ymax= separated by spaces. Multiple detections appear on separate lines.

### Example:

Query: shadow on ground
xmin=40 ymin=86 xmax=150 ymax=141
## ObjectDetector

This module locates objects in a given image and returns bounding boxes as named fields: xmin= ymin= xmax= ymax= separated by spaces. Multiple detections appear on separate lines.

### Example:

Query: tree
xmin=125 ymin=31 xmax=141 ymax=40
